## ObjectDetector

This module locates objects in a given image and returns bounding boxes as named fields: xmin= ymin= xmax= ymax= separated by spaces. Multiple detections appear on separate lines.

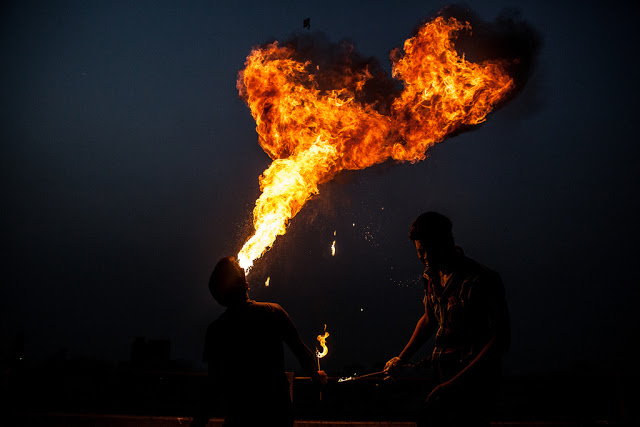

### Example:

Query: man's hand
xmin=384 ymin=356 xmax=405 ymax=376
xmin=314 ymin=370 xmax=328 ymax=386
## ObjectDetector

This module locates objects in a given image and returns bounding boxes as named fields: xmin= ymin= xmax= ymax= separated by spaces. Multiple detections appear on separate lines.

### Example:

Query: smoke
xmin=235 ymin=10 xmax=541 ymax=270
xmin=246 ymin=6 xmax=542 ymax=120
xmin=245 ymin=31 xmax=401 ymax=116
xmin=435 ymin=5 xmax=544 ymax=111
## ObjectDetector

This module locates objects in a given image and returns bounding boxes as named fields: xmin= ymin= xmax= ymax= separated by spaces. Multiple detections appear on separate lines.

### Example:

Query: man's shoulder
xmin=455 ymin=256 xmax=503 ymax=294
xmin=456 ymin=256 xmax=506 ymax=305
xmin=239 ymin=300 xmax=291 ymax=323
xmin=205 ymin=301 xmax=287 ymax=335
xmin=457 ymin=255 xmax=498 ymax=279
xmin=209 ymin=301 xmax=285 ymax=322
xmin=248 ymin=300 xmax=286 ymax=313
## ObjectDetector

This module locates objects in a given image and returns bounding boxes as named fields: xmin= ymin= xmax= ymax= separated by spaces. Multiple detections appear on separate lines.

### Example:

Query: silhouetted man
xmin=385 ymin=212 xmax=510 ymax=427
xmin=191 ymin=256 xmax=326 ymax=427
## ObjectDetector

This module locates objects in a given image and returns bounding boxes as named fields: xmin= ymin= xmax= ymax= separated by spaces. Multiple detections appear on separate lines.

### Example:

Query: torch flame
xmin=316 ymin=324 xmax=329 ymax=359
xmin=331 ymin=231 xmax=336 ymax=256
xmin=236 ymin=16 xmax=514 ymax=271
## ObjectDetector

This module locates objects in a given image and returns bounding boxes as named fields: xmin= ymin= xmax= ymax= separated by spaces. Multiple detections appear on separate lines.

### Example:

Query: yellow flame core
xmin=236 ymin=17 xmax=513 ymax=270
xmin=237 ymin=142 xmax=337 ymax=270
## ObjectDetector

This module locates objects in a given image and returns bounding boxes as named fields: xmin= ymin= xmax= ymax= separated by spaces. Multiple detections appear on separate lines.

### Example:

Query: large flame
xmin=237 ymin=16 xmax=514 ymax=271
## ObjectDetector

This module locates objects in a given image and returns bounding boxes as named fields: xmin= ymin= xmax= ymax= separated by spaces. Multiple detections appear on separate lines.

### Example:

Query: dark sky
xmin=2 ymin=1 xmax=639 ymax=376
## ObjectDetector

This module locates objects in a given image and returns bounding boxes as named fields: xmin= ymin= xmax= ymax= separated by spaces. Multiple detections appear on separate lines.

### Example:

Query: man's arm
xmin=385 ymin=312 xmax=435 ymax=374
xmin=437 ymin=333 xmax=498 ymax=389
xmin=428 ymin=273 xmax=510 ymax=401
xmin=278 ymin=306 xmax=327 ymax=385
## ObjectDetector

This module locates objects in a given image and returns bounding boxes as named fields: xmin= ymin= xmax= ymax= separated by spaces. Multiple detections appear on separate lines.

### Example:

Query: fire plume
xmin=237 ymin=16 xmax=514 ymax=271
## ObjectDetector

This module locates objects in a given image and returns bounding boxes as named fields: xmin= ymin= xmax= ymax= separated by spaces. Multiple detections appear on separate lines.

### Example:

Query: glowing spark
xmin=265 ymin=276 xmax=270 ymax=287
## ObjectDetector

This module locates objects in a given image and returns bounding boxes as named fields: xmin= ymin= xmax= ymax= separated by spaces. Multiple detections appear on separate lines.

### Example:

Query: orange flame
xmin=316 ymin=324 xmax=329 ymax=359
xmin=236 ymin=16 xmax=514 ymax=271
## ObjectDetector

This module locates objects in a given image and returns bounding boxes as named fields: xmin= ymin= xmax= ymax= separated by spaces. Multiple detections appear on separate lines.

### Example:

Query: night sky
xmin=2 ymin=1 xmax=639 ymax=377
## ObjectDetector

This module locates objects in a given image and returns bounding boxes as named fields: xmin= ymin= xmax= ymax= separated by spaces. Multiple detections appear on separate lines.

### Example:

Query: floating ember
xmin=236 ymin=16 xmax=515 ymax=271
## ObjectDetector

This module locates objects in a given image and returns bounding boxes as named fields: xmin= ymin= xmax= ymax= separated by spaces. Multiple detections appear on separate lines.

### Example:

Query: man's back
xmin=204 ymin=300 xmax=296 ymax=420
xmin=193 ymin=257 xmax=323 ymax=427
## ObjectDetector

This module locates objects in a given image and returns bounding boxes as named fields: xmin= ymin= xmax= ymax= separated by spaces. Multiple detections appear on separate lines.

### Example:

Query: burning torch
xmin=316 ymin=324 xmax=329 ymax=400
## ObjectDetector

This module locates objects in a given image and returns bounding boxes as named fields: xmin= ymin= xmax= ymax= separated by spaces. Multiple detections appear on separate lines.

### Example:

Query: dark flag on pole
xmin=303 ymin=17 xmax=310 ymax=30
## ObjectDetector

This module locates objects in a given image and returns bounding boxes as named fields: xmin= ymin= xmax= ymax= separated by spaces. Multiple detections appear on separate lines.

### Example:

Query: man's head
xmin=409 ymin=212 xmax=455 ymax=270
xmin=209 ymin=256 xmax=249 ymax=307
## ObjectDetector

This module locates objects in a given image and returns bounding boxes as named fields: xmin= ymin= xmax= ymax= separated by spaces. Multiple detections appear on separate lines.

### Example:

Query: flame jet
xmin=236 ymin=16 xmax=514 ymax=271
